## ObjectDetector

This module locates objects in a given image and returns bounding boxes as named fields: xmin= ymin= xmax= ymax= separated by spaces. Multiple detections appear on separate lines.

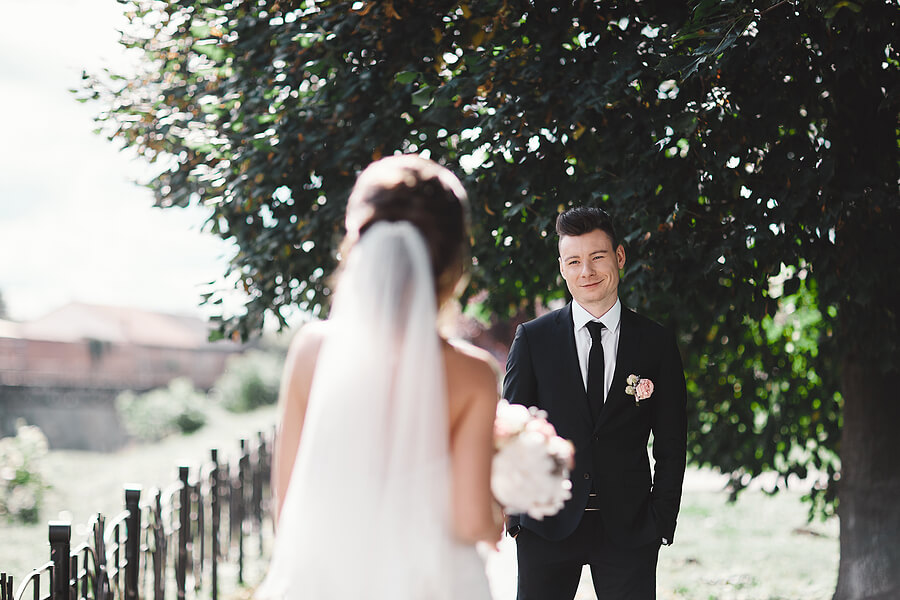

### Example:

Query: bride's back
xmin=442 ymin=338 xmax=504 ymax=542
xmin=272 ymin=317 xmax=501 ymax=541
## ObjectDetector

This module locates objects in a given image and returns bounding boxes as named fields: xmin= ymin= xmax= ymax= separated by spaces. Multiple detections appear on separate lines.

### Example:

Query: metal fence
xmin=1 ymin=432 xmax=271 ymax=600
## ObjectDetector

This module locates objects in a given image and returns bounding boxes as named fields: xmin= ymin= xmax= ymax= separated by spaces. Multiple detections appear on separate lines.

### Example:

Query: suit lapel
xmin=556 ymin=303 xmax=593 ymax=426
xmin=595 ymin=307 xmax=642 ymax=430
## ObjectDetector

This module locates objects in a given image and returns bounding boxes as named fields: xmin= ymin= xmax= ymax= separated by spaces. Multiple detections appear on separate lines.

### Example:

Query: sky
xmin=0 ymin=0 xmax=238 ymax=322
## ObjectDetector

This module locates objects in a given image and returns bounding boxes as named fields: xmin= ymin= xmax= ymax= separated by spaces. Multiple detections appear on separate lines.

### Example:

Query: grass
xmin=2 ymin=406 xmax=839 ymax=600
xmin=653 ymin=477 xmax=838 ymax=600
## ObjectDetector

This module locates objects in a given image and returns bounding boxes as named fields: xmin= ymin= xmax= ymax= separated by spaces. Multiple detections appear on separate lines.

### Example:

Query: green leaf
xmin=394 ymin=71 xmax=419 ymax=84
xmin=410 ymin=85 xmax=433 ymax=107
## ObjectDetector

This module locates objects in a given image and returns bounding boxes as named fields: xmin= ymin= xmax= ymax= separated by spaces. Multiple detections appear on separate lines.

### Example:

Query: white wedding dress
xmin=257 ymin=222 xmax=493 ymax=599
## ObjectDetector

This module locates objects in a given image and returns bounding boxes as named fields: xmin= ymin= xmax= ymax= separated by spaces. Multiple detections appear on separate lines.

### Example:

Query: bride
xmin=257 ymin=155 xmax=504 ymax=598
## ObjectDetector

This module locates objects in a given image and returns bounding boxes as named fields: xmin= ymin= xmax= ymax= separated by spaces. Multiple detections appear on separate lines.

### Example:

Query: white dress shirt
xmin=572 ymin=298 xmax=622 ymax=403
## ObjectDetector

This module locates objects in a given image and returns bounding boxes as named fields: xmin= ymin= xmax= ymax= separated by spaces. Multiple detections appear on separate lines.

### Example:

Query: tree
xmin=660 ymin=4 xmax=899 ymax=598
xmin=83 ymin=1 xmax=899 ymax=597
xmin=0 ymin=289 xmax=7 ymax=320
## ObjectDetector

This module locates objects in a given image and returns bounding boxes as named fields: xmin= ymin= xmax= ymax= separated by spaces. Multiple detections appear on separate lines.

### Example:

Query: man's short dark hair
xmin=555 ymin=206 xmax=619 ymax=248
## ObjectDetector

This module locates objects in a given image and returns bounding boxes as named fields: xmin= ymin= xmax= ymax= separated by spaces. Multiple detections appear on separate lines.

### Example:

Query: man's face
xmin=558 ymin=229 xmax=626 ymax=314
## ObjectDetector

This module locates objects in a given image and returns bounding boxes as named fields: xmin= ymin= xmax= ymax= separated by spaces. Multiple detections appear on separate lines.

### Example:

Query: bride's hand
xmin=484 ymin=499 xmax=505 ymax=550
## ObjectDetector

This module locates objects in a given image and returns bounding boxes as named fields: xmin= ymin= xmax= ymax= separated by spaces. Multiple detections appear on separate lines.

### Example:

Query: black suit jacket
xmin=503 ymin=302 xmax=687 ymax=547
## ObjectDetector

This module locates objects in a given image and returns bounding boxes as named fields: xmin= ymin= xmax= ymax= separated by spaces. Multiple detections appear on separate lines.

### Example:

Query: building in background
xmin=0 ymin=303 xmax=242 ymax=450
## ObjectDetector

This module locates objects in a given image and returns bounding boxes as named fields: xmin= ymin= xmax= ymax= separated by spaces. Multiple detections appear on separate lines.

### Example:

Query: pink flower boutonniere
xmin=626 ymin=374 xmax=654 ymax=405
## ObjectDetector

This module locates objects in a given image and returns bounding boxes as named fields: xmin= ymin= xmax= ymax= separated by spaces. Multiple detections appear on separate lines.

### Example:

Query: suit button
xmin=583 ymin=473 xmax=590 ymax=480
xmin=593 ymin=434 xmax=600 ymax=441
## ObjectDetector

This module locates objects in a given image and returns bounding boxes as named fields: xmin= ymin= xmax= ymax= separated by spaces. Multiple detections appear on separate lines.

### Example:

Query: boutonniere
xmin=626 ymin=374 xmax=654 ymax=405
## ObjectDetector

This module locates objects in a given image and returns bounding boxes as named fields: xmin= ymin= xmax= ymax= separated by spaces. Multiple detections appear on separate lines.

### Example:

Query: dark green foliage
xmin=84 ymin=0 xmax=899 ymax=523
xmin=648 ymin=0 xmax=899 ymax=517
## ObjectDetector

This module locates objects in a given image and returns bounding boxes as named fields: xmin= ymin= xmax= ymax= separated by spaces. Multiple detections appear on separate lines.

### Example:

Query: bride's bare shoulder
xmin=443 ymin=338 xmax=501 ymax=392
xmin=285 ymin=320 xmax=330 ymax=365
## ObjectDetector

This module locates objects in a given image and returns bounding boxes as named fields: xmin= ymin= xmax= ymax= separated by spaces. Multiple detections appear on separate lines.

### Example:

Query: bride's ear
xmin=436 ymin=255 xmax=467 ymax=306
xmin=344 ymin=195 xmax=374 ymax=249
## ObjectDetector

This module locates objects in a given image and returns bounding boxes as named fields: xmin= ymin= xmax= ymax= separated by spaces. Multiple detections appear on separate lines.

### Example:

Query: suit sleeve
xmin=649 ymin=329 xmax=688 ymax=544
xmin=501 ymin=323 xmax=538 ymax=532
xmin=502 ymin=323 xmax=538 ymax=410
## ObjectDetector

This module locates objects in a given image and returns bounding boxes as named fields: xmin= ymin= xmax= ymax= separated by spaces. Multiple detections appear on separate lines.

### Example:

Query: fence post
xmin=49 ymin=522 xmax=70 ymax=600
xmin=92 ymin=514 xmax=110 ymax=600
xmin=152 ymin=491 xmax=164 ymax=600
xmin=237 ymin=439 xmax=249 ymax=585
xmin=1 ymin=572 xmax=12 ymax=600
xmin=124 ymin=487 xmax=141 ymax=600
xmin=210 ymin=449 xmax=219 ymax=600
xmin=69 ymin=554 xmax=78 ymax=600
xmin=196 ymin=469 xmax=205 ymax=591
xmin=253 ymin=432 xmax=266 ymax=556
xmin=177 ymin=466 xmax=190 ymax=600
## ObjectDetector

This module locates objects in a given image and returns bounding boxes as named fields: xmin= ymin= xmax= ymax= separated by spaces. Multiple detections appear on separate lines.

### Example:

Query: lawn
xmin=652 ymin=475 xmax=839 ymax=600
xmin=2 ymin=404 xmax=839 ymax=600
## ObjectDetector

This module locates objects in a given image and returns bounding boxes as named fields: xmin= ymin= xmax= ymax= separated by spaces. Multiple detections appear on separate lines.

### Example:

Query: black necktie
xmin=586 ymin=321 xmax=606 ymax=423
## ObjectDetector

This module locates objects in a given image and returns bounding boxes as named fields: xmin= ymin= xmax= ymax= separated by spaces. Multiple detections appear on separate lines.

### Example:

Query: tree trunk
xmin=834 ymin=359 xmax=900 ymax=600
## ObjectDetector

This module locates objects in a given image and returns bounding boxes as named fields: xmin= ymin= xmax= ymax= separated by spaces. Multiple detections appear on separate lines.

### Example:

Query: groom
xmin=503 ymin=206 xmax=687 ymax=599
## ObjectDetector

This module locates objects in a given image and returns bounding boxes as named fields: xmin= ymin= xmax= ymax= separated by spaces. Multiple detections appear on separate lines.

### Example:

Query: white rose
xmin=7 ymin=485 xmax=37 ymax=514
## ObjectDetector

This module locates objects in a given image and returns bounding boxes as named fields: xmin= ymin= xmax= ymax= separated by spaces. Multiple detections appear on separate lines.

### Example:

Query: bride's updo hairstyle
xmin=344 ymin=154 xmax=470 ymax=303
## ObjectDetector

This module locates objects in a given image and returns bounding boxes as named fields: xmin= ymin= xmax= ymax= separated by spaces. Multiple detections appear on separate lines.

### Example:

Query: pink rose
xmin=635 ymin=378 xmax=654 ymax=401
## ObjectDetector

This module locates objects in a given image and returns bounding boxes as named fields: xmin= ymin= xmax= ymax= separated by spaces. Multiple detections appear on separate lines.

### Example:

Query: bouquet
xmin=491 ymin=400 xmax=575 ymax=520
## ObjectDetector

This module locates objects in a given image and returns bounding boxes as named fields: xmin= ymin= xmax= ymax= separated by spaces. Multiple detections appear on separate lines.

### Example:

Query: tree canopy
xmin=84 ymin=1 xmax=899 ymax=597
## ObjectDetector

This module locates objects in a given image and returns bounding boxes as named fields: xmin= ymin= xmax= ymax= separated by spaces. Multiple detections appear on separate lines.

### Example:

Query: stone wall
xmin=0 ymin=384 xmax=129 ymax=451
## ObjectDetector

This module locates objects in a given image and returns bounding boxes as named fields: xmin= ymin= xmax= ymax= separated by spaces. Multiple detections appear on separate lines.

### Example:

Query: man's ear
xmin=616 ymin=245 xmax=626 ymax=270
xmin=558 ymin=256 xmax=565 ymax=276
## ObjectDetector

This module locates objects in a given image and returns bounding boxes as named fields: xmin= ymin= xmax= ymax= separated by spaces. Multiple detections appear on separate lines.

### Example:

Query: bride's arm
xmin=271 ymin=322 xmax=325 ymax=523
xmin=448 ymin=350 xmax=504 ymax=545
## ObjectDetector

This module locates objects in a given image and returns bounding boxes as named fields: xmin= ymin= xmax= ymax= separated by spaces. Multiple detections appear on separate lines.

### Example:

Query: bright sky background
xmin=0 ymin=0 xmax=237 ymax=322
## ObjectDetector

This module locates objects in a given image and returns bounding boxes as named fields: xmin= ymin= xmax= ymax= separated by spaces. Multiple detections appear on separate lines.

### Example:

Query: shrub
xmin=117 ymin=377 xmax=208 ymax=442
xmin=0 ymin=422 xmax=49 ymax=524
xmin=212 ymin=350 xmax=282 ymax=413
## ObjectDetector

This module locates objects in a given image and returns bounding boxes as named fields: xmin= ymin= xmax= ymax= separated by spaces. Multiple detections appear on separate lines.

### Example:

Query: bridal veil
xmin=258 ymin=221 xmax=487 ymax=599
